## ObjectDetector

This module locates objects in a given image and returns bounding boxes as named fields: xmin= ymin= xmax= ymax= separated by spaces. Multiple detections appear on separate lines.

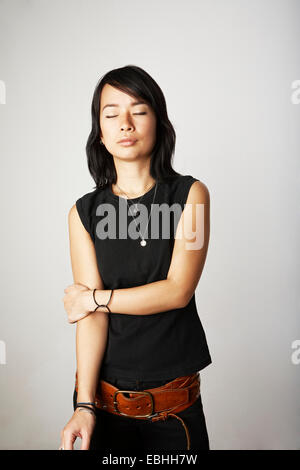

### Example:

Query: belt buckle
xmin=113 ymin=390 xmax=157 ymax=418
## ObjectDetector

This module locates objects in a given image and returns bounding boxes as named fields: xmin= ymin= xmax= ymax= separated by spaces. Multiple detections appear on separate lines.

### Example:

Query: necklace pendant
xmin=140 ymin=239 xmax=147 ymax=247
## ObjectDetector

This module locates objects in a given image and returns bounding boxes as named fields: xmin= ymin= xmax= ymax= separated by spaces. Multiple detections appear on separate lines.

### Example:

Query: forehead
xmin=100 ymin=84 xmax=141 ymax=106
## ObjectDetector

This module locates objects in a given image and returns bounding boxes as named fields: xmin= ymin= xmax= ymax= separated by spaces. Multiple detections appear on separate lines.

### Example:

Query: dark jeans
xmin=73 ymin=374 xmax=210 ymax=451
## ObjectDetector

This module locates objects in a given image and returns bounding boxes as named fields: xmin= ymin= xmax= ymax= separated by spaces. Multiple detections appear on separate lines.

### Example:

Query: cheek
xmin=140 ymin=120 xmax=156 ymax=141
xmin=101 ymin=122 xmax=116 ymax=140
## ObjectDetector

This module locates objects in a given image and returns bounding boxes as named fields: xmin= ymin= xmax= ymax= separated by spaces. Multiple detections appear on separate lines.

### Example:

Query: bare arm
xmin=60 ymin=203 xmax=109 ymax=450
xmin=68 ymin=204 xmax=108 ymax=402
xmin=79 ymin=180 xmax=210 ymax=317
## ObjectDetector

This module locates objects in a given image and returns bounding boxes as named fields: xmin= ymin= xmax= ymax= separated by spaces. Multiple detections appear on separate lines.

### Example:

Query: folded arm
xmin=77 ymin=180 xmax=210 ymax=318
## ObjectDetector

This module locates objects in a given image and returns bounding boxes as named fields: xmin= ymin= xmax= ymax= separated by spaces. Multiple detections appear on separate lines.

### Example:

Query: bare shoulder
xmin=68 ymin=203 xmax=90 ymax=238
xmin=68 ymin=203 xmax=78 ymax=219
xmin=68 ymin=203 xmax=81 ymax=227
xmin=188 ymin=179 xmax=210 ymax=204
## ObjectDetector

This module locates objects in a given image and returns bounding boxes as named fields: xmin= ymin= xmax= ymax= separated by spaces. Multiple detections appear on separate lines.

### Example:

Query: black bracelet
xmin=75 ymin=404 xmax=96 ymax=417
xmin=76 ymin=401 xmax=96 ymax=408
xmin=93 ymin=288 xmax=113 ymax=313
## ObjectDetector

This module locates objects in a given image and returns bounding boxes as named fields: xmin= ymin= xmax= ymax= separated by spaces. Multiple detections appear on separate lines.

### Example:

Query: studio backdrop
xmin=0 ymin=0 xmax=299 ymax=450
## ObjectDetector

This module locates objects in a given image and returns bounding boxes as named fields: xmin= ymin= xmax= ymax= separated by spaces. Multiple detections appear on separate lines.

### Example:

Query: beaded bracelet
xmin=93 ymin=288 xmax=113 ymax=313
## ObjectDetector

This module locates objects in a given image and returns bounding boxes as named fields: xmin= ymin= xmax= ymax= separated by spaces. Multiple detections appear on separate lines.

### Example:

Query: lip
xmin=118 ymin=138 xmax=137 ymax=146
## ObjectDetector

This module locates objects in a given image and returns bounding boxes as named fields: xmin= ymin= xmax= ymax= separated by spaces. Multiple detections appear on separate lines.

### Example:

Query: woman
xmin=59 ymin=65 xmax=212 ymax=451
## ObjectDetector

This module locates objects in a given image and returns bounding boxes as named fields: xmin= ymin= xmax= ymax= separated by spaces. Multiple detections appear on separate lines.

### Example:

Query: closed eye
xmin=106 ymin=113 xmax=147 ymax=118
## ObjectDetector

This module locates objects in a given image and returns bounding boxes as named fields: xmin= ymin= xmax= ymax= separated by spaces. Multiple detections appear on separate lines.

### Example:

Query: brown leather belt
xmin=75 ymin=371 xmax=200 ymax=450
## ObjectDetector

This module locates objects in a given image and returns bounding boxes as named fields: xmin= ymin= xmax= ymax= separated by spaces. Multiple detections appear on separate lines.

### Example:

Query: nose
xmin=120 ymin=112 xmax=135 ymax=131
xmin=121 ymin=123 xmax=133 ymax=131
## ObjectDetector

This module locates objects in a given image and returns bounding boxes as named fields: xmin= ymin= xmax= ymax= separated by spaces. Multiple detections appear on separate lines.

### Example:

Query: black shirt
xmin=75 ymin=174 xmax=212 ymax=381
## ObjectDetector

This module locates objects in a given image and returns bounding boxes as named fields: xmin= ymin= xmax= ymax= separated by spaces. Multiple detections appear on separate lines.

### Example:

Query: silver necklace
xmin=115 ymin=180 xmax=155 ymax=215
xmin=115 ymin=181 xmax=158 ymax=247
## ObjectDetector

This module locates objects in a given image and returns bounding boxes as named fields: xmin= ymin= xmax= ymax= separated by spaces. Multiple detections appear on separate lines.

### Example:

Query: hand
xmin=59 ymin=408 xmax=96 ymax=450
xmin=62 ymin=283 xmax=92 ymax=323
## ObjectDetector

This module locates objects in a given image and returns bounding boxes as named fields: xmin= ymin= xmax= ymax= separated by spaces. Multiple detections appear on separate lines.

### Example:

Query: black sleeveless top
xmin=75 ymin=174 xmax=212 ymax=381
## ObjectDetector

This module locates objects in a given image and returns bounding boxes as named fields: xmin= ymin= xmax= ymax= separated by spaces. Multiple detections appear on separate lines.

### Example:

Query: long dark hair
xmin=86 ymin=65 xmax=181 ymax=189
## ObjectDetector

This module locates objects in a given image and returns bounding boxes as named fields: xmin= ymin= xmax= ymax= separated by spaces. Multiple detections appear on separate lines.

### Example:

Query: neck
xmin=111 ymin=158 xmax=156 ymax=198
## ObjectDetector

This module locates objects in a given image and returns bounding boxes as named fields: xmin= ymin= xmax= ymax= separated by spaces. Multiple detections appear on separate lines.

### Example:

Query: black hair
xmin=85 ymin=65 xmax=181 ymax=189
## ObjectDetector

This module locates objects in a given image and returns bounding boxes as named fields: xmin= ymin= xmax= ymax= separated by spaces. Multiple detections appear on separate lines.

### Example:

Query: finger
xmin=64 ymin=284 xmax=75 ymax=292
xmin=64 ymin=431 xmax=76 ymax=450
xmin=59 ymin=430 xmax=64 ymax=449
xmin=80 ymin=431 xmax=91 ymax=450
xmin=58 ymin=430 xmax=64 ymax=450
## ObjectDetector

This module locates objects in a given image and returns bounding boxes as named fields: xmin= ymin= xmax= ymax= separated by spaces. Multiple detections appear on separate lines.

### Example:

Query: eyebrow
xmin=102 ymin=101 xmax=147 ymax=112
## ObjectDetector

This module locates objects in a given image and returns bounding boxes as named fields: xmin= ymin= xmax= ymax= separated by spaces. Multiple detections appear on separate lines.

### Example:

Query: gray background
xmin=0 ymin=0 xmax=299 ymax=450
